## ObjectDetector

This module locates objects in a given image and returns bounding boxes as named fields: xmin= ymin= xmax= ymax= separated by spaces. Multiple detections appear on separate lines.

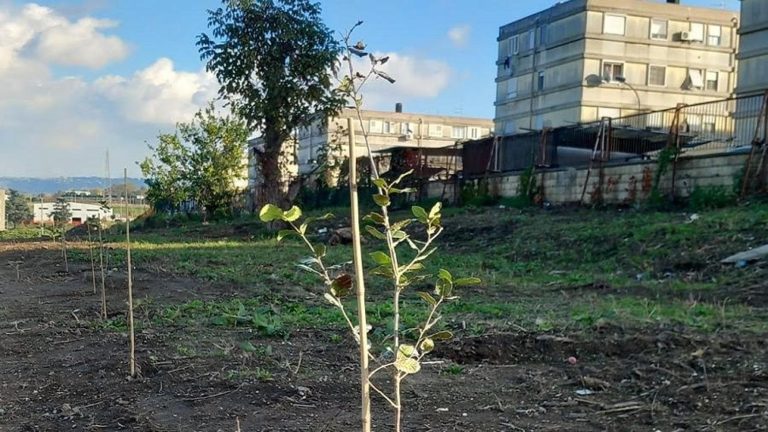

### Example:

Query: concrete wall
xmin=0 ymin=189 xmax=5 ymax=231
xmin=435 ymin=153 xmax=747 ymax=205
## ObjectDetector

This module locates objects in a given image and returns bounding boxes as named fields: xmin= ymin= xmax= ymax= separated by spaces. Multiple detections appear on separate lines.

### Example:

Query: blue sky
xmin=0 ymin=0 xmax=740 ymax=176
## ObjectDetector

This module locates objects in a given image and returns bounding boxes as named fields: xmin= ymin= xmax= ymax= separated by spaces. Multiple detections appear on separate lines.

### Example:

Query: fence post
xmin=668 ymin=103 xmax=686 ymax=202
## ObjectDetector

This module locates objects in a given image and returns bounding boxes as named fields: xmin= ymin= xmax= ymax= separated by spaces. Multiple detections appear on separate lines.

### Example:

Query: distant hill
xmin=0 ymin=177 xmax=146 ymax=195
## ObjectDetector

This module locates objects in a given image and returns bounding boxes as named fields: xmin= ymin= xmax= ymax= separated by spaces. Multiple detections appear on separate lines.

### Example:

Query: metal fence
xmin=463 ymin=92 xmax=768 ymax=177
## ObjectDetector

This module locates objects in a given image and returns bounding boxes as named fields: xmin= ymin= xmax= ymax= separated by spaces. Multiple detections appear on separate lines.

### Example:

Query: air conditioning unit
xmin=680 ymin=31 xmax=692 ymax=41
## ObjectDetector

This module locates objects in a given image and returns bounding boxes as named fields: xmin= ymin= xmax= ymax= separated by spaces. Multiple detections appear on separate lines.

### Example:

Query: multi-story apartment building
xmin=0 ymin=189 xmax=6 ymax=231
xmin=495 ymin=0 xmax=739 ymax=134
xmin=296 ymin=105 xmax=493 ymax=175
xmin=736 ymin=0 xmax=768 ymax=97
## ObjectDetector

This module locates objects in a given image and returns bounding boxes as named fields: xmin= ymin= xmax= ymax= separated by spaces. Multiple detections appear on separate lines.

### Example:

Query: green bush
xmin=688 ymin=186 xmax=737 ymax=210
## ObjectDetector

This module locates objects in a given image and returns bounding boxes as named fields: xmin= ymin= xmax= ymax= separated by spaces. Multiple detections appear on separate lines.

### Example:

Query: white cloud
xmin=352 ymin=52 xmax=452 ymax=110
xmin=0 ymin=3 xmax=129 ymax=70
xmin=0 ymin=3 xmax=217 ymax=177
xmin=95 ymin=58 xmax=218 ymax=124
xmin=447 ymin=25 xmax=471 ymax=48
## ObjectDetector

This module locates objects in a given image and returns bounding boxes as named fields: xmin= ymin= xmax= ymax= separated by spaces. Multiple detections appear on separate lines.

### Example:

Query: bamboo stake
xmin=87 ymin=220 xmax=97 ymax=294
xmin=347 ymin=118 xmax=371 ymax=432
xmin=98 ymin=220 xmax=107 ymax=320
xmin=124 ymin=169 xmax=136 ymax=378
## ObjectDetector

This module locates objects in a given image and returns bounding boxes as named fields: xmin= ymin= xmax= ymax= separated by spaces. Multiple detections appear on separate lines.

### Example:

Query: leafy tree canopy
xmin=4 ymin=189 xmax=33 ymax=228
xmin=140 ymin=103 xmax=249 ymax=218
xmin=198 ymin=0 xmax=345 ymax=206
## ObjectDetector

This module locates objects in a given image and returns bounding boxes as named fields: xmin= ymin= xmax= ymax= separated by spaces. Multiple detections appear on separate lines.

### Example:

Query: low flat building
xmin=296 ymin=105 xmax=493 ymax=175
xmin=33 ymin=202 xmax=113 ymax=225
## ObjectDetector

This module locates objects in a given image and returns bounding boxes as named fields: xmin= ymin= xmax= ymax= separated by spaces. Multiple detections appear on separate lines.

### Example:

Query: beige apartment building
xmin=736 ymin=0 xmax=768 ymax=97
xmin=296 ymin=105 xmax=493 ymax=175
xmin=495 ymin=0 xmax=739 ymax=134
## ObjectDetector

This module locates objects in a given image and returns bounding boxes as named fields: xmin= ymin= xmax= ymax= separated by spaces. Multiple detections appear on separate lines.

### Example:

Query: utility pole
xmin=106 ymin=150 xmax=112 ymax=207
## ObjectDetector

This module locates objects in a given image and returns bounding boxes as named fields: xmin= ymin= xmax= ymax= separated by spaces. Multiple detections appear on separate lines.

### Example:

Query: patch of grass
xmin=80 ymin=202 xmax=768 ymax=336
xmin=442 ymin=364 xmax=465 ymax=375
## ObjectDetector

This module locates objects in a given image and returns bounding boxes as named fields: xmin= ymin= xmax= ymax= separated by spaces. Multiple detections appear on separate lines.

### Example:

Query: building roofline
xmin=499 ymin=0 xmax=738 ymax=40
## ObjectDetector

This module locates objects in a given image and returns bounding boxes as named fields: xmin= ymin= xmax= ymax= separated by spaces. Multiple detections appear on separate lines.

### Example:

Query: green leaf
xmin=370 ymin=266 xmax=394 ymax=277
xmin=373 ymin=194 xmax=390 ymax=207
xmin=239 ymin=341 xmax=258 ymax=352
xmin=283 ymin=206 xmax=302 ymax=222
xmin=372 ymin=178 xmax=388 ymax=189
xmin=419 ymin=338 xmax=435 ymax=353
xmin=276 ymin=229 xmax=295 ymax=242
xmin=398 ymin=344 xmax=417 ymax=357
xmin=259 ymin=204 xmax=283 ymax=222
xmin=364 ymin=212 xmax=385 ymax=225
xmin=454 ymin=277 xmax=481 ymax=286
xmin=438 ymin=269 xmax=453 ymax=282
xmin=418 ymin=291 xmax=437 ymax=306
xmin=391 ymin=219 xmax=413 ymax=232
xmin=299 ymin=223 xmax=308 ymax=235
xmin=435 ymin=278 xmax=452 ymax=297
xmin=391 ymin=230 xmax=407 ymax=240
xmin=411 ymin=206 xmax=428 ymax=221
xmin=404 ymin=263 xmax=424 ymax=273
xmin=394 ymin=357 xmax=421 ymax=374
xmin=365 ymin=225 xmax=387 ymax=240
xmin=429 ymin=201 xmax=442 ymax=220
xmin=370 ymin=251 xmax=391 ymax=265
xmin=315 ymin=244 xmax=327 ymax=258
xmin=430 ymin=330 xmax=453 ymax=341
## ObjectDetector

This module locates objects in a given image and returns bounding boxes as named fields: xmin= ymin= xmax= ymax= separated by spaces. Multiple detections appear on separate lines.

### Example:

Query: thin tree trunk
xmin=98 ymin=222 xmax=107 ymax=320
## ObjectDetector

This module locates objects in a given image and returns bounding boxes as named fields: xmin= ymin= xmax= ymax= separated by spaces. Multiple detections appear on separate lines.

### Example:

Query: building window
xmin=509 ymin=35 xmax=519 ymax=55
xmin=687 ymin=68 xmax=704 ymax=89
xmin=708 ymin=25 xmax=721 ymax=46
xmin=537 ymin=71 xmax=545 ymax=91
xmin=648 ymin=65 xmax=666 ymax=86
xmin=401 ymin=122 xmax=414 ymax=138
xmin=706 ymin=71 xmax=719 ymax=91
xmin=469 ymin=127 xmax=480 ymax=139
xmin=507 ymin=77 xmax=518 ymax=98
xmin=602 ymin=61 xmax=624 ymax=82
xmin=383 ymin=121 xmax=394 ymax=134
xmin=603 ymin=14 xmax=626 ymax=35
xmin=650 ymin=19 xmax=667 ymax=40
xmin=689 ymin=23 xmax=705 ymax=42
xmin=452 ymin=126 xmax=467 ymax=139
xmin=428 ymin=124 xmax=443 ymax=137
xmin=528 ymin=30 xmax=535 ymax=50
xmin=368 ymin=119 xmax=383 ymax=134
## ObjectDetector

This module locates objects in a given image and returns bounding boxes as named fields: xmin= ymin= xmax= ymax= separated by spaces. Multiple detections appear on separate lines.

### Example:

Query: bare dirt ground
xmin=1 ymin=240 xmax=767 ymax=431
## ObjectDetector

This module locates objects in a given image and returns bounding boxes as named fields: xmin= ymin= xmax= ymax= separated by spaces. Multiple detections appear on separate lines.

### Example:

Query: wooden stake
xmin=347 ymin=118 xmax=371 ymax=432
xmin=125 ymin=169 xmax=136 ymax=378
xmin=97 ymin=221 xmax=107 ymax=320
xmin=87 ymin=220 xmax=97 ymax=294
